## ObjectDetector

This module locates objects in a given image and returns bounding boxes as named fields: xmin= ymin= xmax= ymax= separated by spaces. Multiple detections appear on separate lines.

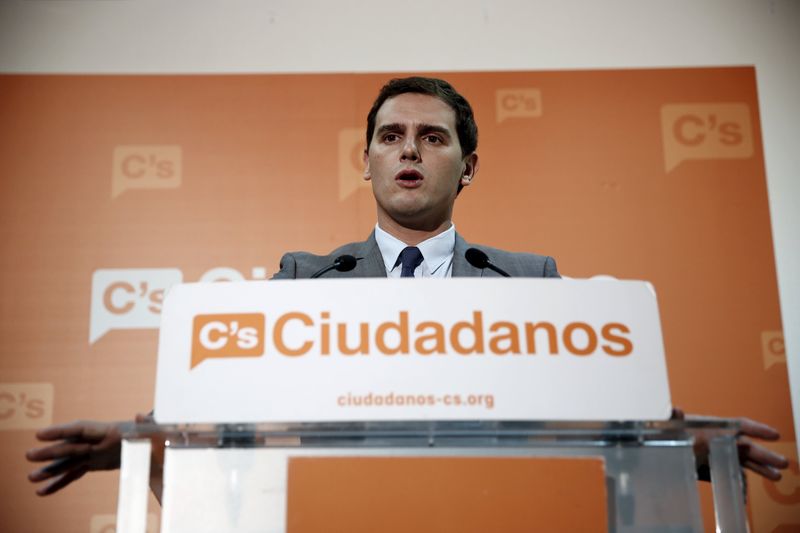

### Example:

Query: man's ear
xmin=460 ymin=152 xmax=479 ymax=188
xmin=363 ymin=149 xmax=371 ymax=181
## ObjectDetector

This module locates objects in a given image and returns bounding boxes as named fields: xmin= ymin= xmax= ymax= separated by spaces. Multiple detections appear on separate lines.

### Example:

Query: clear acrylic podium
xmin=116 ymin=419 xmax=747 ymax=533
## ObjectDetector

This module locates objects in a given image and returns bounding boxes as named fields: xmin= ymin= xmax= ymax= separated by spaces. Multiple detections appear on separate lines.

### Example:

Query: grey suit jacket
xmin=271 ymin=232 xmax=559 ymax=279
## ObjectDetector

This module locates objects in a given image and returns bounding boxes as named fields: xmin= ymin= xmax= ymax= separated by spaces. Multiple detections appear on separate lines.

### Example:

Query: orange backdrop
xmin=0 ymin=68 xmax=795 ymax=532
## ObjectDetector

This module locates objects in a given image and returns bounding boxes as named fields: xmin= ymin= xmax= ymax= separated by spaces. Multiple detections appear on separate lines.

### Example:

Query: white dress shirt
xmin=374 ymin=223 xmax=455 ymax=278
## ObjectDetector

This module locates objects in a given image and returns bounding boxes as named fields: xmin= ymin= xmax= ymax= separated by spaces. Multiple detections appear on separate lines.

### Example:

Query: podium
xmin=133 ymin=278 xmax=745 ymax=531
xmin=115 ymin=419 xmax=747 ymax=533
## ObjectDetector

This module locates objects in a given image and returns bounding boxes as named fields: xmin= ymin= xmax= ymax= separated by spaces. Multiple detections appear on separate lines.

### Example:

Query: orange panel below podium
xmin=287 ymin=456 xmax=608 ymax=533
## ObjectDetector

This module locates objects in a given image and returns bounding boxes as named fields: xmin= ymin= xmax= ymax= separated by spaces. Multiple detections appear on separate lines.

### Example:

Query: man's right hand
xmin=26 ymin=414 xmax=150 ymax=496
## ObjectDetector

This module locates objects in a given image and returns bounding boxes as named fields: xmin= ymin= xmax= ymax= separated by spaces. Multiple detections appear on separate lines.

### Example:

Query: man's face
xmin=364 ymin=93 xmax=478 ymax=233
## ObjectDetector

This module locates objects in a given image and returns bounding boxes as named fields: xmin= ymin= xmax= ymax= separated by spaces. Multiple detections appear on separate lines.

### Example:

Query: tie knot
xmin=396 ymin=246 xmax=424 ymax=278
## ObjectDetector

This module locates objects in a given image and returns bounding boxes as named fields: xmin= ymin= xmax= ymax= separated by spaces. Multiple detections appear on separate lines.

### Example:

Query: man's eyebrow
xmin=417 ymin=123 xmax=452 ymax=138
xmin=375 ymin=123 xmax=452 ymax=137
xmin=376 ymin=123 xmax=405 ymax=136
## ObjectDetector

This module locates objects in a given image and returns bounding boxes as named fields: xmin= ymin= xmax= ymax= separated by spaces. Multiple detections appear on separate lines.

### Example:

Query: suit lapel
xmin=452 ymin=233 xmax=483 ymax=277
xmin=352 ymin=231 xmax=387 ymax=278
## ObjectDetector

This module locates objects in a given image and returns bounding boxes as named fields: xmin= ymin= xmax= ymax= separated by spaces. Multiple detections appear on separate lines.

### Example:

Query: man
xmin=26 ymin=76 xmax=787 ymax=498
xmin=272 ymin=77 xmax=558 ymax=280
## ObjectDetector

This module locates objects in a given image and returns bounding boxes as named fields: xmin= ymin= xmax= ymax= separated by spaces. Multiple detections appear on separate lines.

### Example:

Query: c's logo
xmin=762 ymin=330 xmax=786 ymax=370
xmin=90 ymin=269 xmax=183 ymax=344
xmin=748 ymin=442 xmax=800 ymax=533
xmin=660 ymin=103 xmax=753 ymax=172
xmin=496 ymin=88 xmax=542 ymax=123
xmin=0 ymin=383 xmax=53 ymax=430
xmin=764 ymin=457 xmax=800 ymax=506
xmin=112 ymin=145 xmax=182 ymax=198
xmin=191 ymin=313 xmax=265 ymax=369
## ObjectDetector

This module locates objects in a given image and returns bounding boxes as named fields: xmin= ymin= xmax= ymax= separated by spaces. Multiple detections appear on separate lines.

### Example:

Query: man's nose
xmin=400 ymin=138 xmax=420 ymax=161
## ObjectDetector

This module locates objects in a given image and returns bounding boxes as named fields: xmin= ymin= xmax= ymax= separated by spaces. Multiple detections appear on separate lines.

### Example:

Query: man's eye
xmin=424 ymin=135 xmax=442 ymax=144
xmin=383 ymin=133 xmax=399 ymax=142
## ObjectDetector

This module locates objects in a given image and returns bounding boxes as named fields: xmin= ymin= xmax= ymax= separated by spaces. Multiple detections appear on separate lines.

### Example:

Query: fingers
xmin=679 ymin=411 xmax=790 ymax=483
xmin=738 ymin=417 xmax=781 ymax=441
xmin=28 ymin=455 xmax=88 ymax=482
xmin=34 ymin=421 xmax=106 ymax=443
xmin=35 ymin=464 xmax=89 ymax=497
xmin=742 ymin=459 xmax=783 ymax=481
xmin=737 ymin=437 xmax=790 ymax=476
xmin=29 ymin=455 xmax=91 ymax=496
xmin=738 ymin=438 xmax=790 ymax=467
xmin=26 ymin=441 xmax=92 ymax=463
xmin=34 ymin=424 xmax=84 ymax=442
xmin=27 ymin=419 xmax=128 ymax=496
xmin=736 ymin=437 xmax=789 ymax=481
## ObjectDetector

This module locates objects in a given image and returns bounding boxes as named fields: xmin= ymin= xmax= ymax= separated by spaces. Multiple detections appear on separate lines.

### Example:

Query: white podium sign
xmin=154 ymin=278 xmax=671 ymax=423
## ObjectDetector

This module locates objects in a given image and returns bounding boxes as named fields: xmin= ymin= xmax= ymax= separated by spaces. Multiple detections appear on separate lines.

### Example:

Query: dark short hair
xmin=365 ymin=77 xmax=478 ymax=156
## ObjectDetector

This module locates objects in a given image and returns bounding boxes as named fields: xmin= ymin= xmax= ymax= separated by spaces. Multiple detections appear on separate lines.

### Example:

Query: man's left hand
xmin=673 ymin=408 xmax=790 ymax=481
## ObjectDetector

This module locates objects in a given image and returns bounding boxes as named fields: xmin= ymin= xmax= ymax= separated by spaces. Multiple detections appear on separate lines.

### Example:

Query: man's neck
xmin=376 ymin=217 xmax=453 ymax=246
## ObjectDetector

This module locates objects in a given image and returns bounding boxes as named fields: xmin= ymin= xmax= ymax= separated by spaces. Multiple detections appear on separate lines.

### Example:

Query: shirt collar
xmin=374 ymin=223 xmax=456 ymax=276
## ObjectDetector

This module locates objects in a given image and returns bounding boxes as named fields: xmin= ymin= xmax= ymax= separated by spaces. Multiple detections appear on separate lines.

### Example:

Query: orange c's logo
xmin=496 ymin=88 xmax=542 ymax=123
xmin=764 ymin=457 xmax=800 ymax=506
xmin=748 ymin=442 xmax=800 ymax=533
xmin=191 ymin=313 xmax=265 ymax=369
xmin=112 ymin=145 xmax=182 ymax=198
xmin=660 ymin=103 xmax=753 ymax=172
xmin=762 ymin=330 xmax=786 ymax=370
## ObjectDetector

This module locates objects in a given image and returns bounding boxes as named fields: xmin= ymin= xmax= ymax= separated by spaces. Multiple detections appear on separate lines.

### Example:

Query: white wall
xmin=1 ymin=0 xmax=798 ymax=445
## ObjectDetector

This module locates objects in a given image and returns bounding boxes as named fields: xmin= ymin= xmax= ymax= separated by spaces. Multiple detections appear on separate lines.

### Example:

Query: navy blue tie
xmin=395 ymin=246 xmax=424 ymax=278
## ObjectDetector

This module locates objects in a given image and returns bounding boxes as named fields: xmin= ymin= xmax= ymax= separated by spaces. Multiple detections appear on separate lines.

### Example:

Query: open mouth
xmin=395 ymin=169 xmax=424 ymax=187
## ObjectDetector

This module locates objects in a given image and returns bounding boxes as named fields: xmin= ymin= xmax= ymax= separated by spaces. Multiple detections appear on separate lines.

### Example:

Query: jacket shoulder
xmin=464 ymin=241 xmax=560 ymax=278
xmin=271 ymin=238 xmax=380 ymax=279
